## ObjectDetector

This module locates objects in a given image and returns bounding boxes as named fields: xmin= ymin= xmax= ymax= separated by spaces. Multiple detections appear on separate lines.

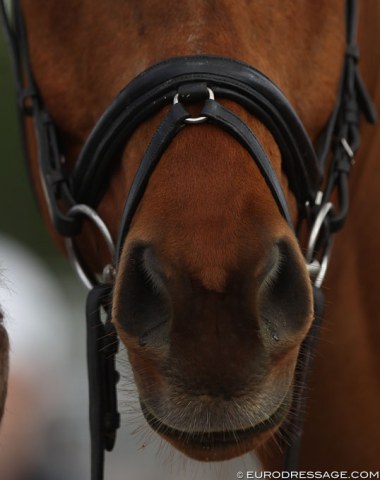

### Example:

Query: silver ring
xmin=305 ymin=202 xmax=334 ymax=288
xmin=65 ymin=204 xmax=115 ymax=290
xmin=314 ymin=236 xmax=334 ymax=288
xmin=305 ymin=202 xmax=334 ymax=264
xmin=173 ymin=87 xmax=215 ymax=124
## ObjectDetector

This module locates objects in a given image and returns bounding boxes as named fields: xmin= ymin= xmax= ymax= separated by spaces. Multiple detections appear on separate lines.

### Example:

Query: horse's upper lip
xmin=141 ymin=392 xmax=290 ymax=449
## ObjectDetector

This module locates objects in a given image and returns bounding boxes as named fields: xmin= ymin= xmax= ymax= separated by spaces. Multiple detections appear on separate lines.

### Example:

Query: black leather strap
xmin=0 ymin=0 xmax=80 ymax=235
xmin=116 ymin=102 xmax=189 ymax=258
xmin=4 ymin=0 xmax=374 ymax=237
xmin=116 ymin=97 xmax=295 ymax=261
xmin=321 ymin=0 xmax=376 ymax=234
xmin=72 ymin=56 xmax=320 ymax=210
xmin=201 ymin=99 xmax=293 ymax=226
xmin=86 ymin=284 xmax=120 ymax=480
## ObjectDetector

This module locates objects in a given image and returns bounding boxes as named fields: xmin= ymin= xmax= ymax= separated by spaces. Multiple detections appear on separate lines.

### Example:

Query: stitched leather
xmin=72 ymin=56 xmax=321 ymax=208
xmin=115 ymin=99 xmax=294 ymax=261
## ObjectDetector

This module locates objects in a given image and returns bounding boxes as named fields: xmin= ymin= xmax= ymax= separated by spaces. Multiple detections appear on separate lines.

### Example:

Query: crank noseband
xmin=0 ymin=0 xmax=376 ymax=478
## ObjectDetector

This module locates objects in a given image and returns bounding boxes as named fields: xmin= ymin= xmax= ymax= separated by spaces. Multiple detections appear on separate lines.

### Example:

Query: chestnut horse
xmin=5 ymin=0 xmax=380 ymax=471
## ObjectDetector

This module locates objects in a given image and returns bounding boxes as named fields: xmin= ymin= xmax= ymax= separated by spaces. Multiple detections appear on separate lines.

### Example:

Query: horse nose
xmin=257 ymin=238 xmax=313 ymax=345
xmin=116 ymin=238 xmax=313 ymax=349
xmin=116 ymin=243 xmax=172 ymax=345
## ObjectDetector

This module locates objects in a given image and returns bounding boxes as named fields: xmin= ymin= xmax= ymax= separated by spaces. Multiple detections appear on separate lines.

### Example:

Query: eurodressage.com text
xmin=235 ymin=472 xmax=380 ymax=479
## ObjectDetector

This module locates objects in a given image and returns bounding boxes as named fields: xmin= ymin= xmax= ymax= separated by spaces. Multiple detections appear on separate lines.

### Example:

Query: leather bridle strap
xmin=116 ymin=93 xmax=293 ymax=260
xmin=0 ymin=0 xmax=81 ymax=234
xmin=116 ymin=102 xmax=190 ymax=257
xmin=201 ymin=100 xmax=292 ymax=224
xmin=86 ymin=284 xmax=120 ymax=480
xmin=71 ymin=57 xmax=321 ymax=214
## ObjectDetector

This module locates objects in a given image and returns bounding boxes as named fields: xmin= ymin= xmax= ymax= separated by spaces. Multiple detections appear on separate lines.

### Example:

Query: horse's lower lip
xmin=141 ymin=394 xmax=290 ymax=451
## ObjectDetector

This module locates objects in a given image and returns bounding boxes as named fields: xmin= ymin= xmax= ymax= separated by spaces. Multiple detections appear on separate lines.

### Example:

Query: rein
xmin=0 ymin=0 xmax=376 ymax=477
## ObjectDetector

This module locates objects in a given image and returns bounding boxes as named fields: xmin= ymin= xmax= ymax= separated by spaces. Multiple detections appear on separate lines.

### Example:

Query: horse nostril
xmin=258 ymin=239 xmax=313 ymax=344
xmin=116 ymin=242 xmax=171 ymax=344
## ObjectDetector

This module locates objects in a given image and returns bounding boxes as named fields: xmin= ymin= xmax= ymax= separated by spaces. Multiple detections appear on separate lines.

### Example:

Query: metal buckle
xmin=65 ymin=204 xmax=116 ymax=290
xmin=306 ymin=202 xmax=334 ymax=288
xmin=173 ymin=87 xmax=215 ymax=124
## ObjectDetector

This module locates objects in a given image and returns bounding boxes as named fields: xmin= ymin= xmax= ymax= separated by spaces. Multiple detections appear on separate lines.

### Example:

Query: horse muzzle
xmin=139 ymin=381 xmax=293 ymax=461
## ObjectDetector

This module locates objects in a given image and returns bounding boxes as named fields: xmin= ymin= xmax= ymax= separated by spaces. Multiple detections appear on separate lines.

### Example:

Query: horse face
xmin=18 ymin=0 xmax=344 ymax=462
xmin=112 ymin=117 xmax=314 ymax=460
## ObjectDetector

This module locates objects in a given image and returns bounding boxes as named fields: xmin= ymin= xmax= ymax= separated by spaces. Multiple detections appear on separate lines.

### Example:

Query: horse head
xmin=18 ymin=0 xmax=345 ymax=461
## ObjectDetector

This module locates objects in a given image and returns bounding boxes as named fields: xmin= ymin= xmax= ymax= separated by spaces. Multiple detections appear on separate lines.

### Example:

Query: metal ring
xmin=64 ymin=204 xmax=115 ymax=290
xmin=305 ymin=202 xmax=335 ymax=288
xmin=305 ymin=202 xmax=334 ymax=264
xmin=173 ymin=87 xmax=214 ymax=124
xmin=314 ymin=235 xmax=334 ymax=288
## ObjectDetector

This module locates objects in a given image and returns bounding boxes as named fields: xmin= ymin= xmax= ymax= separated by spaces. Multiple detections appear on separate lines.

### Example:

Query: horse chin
xmin=140 ymin=393 xmax=290 ymax=461
xmin=160 ymin=429 xmax=275 ymax=462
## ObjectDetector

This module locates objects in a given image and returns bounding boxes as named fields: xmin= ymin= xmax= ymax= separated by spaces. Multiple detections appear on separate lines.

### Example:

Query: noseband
xmin=0 ymin=0 xmax=376 ymax=477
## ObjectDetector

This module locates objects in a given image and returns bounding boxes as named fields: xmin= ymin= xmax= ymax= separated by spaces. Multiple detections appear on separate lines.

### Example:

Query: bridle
xmin=0 ymin=0 xmax=376 ymax=477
